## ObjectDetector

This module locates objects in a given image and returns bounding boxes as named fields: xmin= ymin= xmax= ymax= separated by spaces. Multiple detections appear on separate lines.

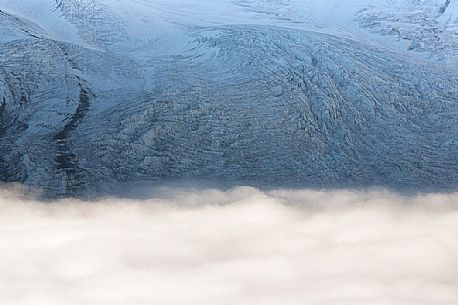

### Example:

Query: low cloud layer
xmin=1 ymin=186 xmax=458 ymax=305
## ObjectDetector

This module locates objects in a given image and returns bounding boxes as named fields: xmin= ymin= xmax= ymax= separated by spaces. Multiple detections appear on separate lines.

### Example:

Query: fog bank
xmin=1 ymin=186 xmax=458 ymax=305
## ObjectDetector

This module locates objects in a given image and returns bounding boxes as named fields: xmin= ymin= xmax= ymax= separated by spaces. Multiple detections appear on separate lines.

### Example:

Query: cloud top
xmin=1 ymin=186 xmax=457 ymax=305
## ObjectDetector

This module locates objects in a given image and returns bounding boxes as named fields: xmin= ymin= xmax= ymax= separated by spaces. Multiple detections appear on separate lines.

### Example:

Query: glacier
xmin=0 ymin=0 xmax=457 ymax=197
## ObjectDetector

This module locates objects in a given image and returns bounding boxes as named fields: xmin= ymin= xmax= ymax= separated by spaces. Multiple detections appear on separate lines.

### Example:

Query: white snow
xmin=1 ymin=0 xmax=457 ymax=62
xmin=0 ymin=0 xmax=88 ymax=45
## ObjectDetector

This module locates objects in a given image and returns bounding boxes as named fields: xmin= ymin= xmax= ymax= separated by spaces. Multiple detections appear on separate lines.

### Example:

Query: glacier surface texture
xmin=0 ymin=0 xmax=457 ymax=196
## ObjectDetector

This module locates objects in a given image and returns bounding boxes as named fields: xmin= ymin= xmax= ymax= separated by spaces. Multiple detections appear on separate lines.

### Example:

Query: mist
xmin=1 ymin=185 xmax=458 ymax=305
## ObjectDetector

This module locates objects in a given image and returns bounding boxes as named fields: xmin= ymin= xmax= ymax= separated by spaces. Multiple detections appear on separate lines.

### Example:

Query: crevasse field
xmin=0 ymin=0 xmax=457 ymax=304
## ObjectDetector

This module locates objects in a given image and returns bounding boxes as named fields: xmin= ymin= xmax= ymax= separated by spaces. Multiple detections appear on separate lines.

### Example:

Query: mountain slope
xmin=0 ymin=1 xmax=457 ymax=196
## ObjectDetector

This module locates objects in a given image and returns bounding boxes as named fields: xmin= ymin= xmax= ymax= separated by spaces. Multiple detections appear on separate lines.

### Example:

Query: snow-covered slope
xmin=235 ymin=0 xmax=458 ymax=62
xmin=0 ymin=0 xmax=457 ymax=197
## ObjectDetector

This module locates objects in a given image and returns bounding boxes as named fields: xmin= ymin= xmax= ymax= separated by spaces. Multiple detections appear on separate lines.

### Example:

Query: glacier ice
xmin=0 ymin=0 xmax=457 ymax=197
